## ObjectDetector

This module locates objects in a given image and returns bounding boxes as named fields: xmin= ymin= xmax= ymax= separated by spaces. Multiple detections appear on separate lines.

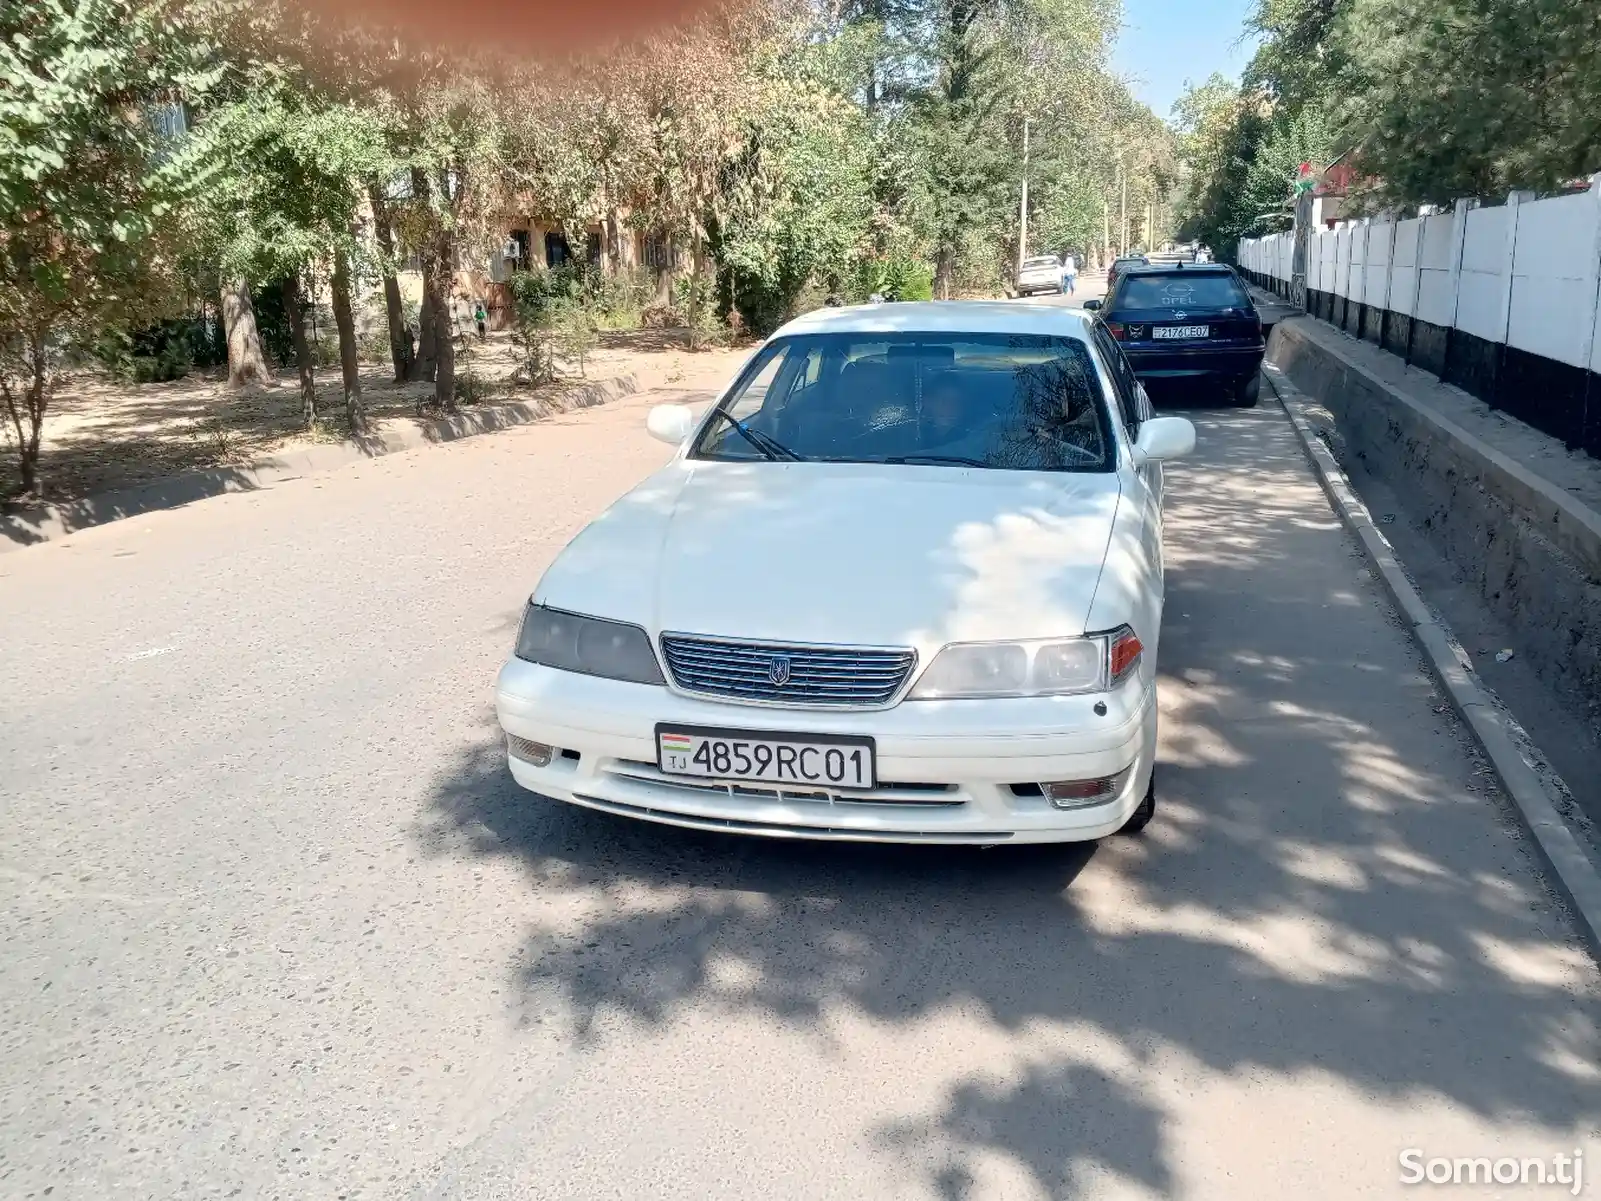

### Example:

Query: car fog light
xmin=506 ymin=735 xmax=554 ymax=767
xmin=1043 ymin=768 xmax=1131 ymax=809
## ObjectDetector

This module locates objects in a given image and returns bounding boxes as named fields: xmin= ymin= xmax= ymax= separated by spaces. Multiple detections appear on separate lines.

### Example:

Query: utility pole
xmin=1101 ymin=198 xmax=1110 ymax=269
xmin=1016 ymin=116 xmax=1030 ymax=281
xmin=1117 ymin=148 xmax=1128 ymax=255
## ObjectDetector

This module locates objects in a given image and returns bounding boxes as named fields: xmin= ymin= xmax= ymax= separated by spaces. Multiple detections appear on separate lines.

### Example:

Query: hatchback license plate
xmin=1154 ymin=324 xmax=1209 ymax=339
xmin=656 ymin=725 xmax=876 ymax=789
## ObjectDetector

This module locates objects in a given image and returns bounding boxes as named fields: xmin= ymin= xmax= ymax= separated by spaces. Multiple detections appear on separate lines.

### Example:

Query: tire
xmin=1232 ymin=372 xmax=1261 ymax=408
xmin=1116 ymin=769 xmax=1156 ymax=835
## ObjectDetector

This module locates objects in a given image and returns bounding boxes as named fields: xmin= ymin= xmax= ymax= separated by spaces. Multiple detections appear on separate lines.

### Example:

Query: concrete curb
xmin=1264 ymin=362 xmax=1601 ymax=961
xmin=0 ymin=372 xmax=640 ymax=553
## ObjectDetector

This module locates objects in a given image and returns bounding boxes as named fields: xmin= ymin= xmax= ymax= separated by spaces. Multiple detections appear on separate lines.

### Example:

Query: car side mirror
xmin=1132 ymin=416 xmax=1196 ymax=464
xmin=1082 ymin=299 xmax=1102 ymax=311
xmin=646 ymin=403 xmax=696 ymax=445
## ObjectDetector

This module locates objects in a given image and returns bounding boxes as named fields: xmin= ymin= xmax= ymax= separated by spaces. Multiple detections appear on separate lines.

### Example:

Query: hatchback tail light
xmin=1105 ymin=322 xmax=1126 ymax=340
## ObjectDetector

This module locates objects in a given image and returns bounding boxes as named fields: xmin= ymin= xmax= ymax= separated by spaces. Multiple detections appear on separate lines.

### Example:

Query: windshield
xmin=1116 ymin=272 xmax=1248 ymax=309
xmin=691 ymin=331 xmax=1115 ymax=473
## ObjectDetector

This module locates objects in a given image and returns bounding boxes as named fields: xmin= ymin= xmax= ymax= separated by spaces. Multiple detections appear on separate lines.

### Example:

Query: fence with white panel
xmin=1238 ymin=174 xmax=1601 ymax=456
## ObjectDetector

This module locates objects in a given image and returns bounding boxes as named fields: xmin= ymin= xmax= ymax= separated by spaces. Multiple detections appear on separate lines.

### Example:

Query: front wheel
xmin=1232 ymin=372 xmax=1261 ymax=408
xmin=1116 ymin=770 xmax=1156 ymax=835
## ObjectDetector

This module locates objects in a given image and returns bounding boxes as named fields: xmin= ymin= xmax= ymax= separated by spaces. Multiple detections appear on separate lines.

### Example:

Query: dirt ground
xmin=7 ymin=328 xmax=749 ymax=505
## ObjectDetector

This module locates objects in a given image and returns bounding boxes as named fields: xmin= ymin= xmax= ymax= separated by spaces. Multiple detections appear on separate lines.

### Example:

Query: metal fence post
xmin=1403 ymin=217 xmax=1424 ymax=366
xmin=1577 ymin=172 xmax=1601 ymax=454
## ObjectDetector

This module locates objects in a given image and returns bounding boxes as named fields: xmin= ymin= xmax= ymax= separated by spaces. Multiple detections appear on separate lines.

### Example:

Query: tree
xmin=0 ymin=0 xmax=218 ymax=495
xmin=1332 ymin=0 xmax=1601 ymax=203
xmin=711 ymin=59 xmax=878 ymax=331
xmin=182 ymin=5 xmax=394 ymax=428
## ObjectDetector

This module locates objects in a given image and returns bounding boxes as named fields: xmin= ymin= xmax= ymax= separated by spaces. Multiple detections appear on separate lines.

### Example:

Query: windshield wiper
xmin=883 ymin=454 xmax=988 ymax=467
xmin=707 ymin=410 xmax=805 ymax=461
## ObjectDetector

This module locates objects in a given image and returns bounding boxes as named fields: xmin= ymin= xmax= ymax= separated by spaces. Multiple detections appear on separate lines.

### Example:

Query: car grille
xmin=604 ymin=760 xmax=963 ymax=807
xmin=658 ymin=634 xmax=916 ymax=707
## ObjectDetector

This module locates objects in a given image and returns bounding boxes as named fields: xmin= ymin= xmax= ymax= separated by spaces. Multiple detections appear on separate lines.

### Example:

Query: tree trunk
xmin=281 ymin=274 xmax=317 ymax=428
xmin=411 ymin=289 xmax=437 ymax=382
xmin=222 ymin=279 xmax=274 ymax=388
xmin=687 ymin=231 xmax=706 ymax=349
xmin=407 ymin=167 xmax=439 ymax=384
xmin=431 ymin=226 xmax=456 ymax=412
xmin=934 ymin=245 xmax=955 ymax=300
xmin=426 ymin=165 xmax=458 ymax=412
xmin=605 ymin=208 xmax=623 ymax=273
xmin=0 ymin=326 xmax=50 ymax=497
xmin=367 ymin=181 xmax=410 ymax=383
xmin=331 ymin=242 xmax=367 ymax=434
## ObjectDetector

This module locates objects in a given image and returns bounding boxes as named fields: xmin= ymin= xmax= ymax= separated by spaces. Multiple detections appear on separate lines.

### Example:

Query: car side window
xmin=1092 ymin=328 xmax=1143 ymax=438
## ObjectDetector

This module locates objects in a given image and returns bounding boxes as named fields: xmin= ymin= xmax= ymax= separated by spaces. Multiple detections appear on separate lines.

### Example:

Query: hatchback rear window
xmin=1023 ymin=256 xmax=1059 ymax=269
xmin=691 ymin=331 xmax=1115 ymax=473
xmin=1116 ymin=272 xmax=1247 ymax=309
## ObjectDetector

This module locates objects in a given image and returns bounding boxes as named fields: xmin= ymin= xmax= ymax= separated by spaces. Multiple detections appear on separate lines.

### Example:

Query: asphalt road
xmin=3 ymin=289 xmax=1599 ymax=1200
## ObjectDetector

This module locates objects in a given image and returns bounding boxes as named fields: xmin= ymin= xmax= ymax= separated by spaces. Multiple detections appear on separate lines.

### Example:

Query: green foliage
xmin=507 ymin=266 xmax=600 ymax=380
xmin=845 ymin=251 xmax=935 ymax=303
xmin=711 ymin=67 xmax=878 ymax=335
xmin=92 ymin=315 xmax=223 ymax=382
xmin=0 ymin=0 xmax=223 ymax=491
xmin=1333 ymin=0 xmax=1601 ymax=203
xmin=1180 ymin=0 xmax=1601 ymax=253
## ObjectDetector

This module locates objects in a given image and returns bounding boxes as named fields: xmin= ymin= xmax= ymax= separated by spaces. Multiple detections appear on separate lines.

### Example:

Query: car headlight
xmin=908 ymin=625 xmax=1142 ymax=699
xmin=514 ymin=604 xmax=666 ymax=686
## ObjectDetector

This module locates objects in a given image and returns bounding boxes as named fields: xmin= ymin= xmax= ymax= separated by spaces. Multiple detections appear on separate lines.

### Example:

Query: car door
xmin=1094 ymin=326 xmax=1163 ymax=507
xmin=1091 ymin=328 xmax=1167 ymax=639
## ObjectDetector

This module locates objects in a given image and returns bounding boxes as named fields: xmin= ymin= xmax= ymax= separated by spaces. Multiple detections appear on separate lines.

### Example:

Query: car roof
xmin=1121 ymin=263 xmax=1236 ymax=276
xmin=773 ymin=300 xmax=1094 ymax=341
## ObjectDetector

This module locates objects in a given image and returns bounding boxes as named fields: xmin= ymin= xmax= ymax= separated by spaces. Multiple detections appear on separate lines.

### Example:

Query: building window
xmin=507 ymin=230 xmax=531 ymax=271
xmin=585 ymin=231 xmax=603 ymax=266
xmin=545 ymin=231 xmax=572 ymax=268
xmin=642 ymin=232 xmax=678 ymax=271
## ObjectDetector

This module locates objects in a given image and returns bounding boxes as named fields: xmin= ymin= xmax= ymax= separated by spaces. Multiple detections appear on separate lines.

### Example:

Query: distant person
xmin=474 ymin=300 xmax=487 ymax=340
xmin=1061 ymin=253 xmax=1077 ymax=295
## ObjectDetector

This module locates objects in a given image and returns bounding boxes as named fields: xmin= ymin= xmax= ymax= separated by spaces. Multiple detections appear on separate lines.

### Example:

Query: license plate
xmin=656 ymin=725 xmax=876 ymax=789
xmin=1154 ymin=325 xmax=1209 ymax=339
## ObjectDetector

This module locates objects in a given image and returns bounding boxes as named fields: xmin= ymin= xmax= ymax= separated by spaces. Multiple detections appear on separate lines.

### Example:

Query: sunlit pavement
xmin=1 ymin=331 xmax=1597 ymax=1200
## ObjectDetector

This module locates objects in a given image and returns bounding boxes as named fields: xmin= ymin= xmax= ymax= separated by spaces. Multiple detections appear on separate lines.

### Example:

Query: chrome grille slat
xmin=660 ymin=634 xmax=915 ymax=707
xmin=662 ymin=651 xmax=906 ymax=678
xmin=603 ymin=760 xmax=965 ymax=808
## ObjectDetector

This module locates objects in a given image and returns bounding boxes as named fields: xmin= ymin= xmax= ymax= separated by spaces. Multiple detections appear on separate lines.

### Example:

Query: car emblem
xmin=768 ymin=655 xmax=791 ymax=686
xmin=1173 ymin=311 xmax=1187 ymax=319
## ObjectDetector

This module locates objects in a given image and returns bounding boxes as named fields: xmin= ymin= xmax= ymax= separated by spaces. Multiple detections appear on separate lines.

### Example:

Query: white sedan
xmin=495 ymin=301 xmax=1195 ymax=844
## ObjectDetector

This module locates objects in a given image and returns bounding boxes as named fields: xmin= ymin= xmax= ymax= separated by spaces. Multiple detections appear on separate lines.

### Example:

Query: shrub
xmin=92 ymin=316 xmax=216 ymax=383
xmin=507 ymin=267 xmax=600 ymax=380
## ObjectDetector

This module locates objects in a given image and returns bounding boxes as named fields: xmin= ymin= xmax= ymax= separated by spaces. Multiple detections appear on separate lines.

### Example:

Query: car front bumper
xmin=494 ymin=659 xmax=1158 ymax=845
xmin=1122 ymin=341 xmax=1265 ymax=380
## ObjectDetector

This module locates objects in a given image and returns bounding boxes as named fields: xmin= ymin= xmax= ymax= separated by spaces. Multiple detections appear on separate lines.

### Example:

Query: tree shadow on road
xmin=417 ymin=404 xmax=1601 ymax=1199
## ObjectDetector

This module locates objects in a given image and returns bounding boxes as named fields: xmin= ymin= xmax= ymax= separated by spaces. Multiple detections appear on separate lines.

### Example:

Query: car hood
xmin=534 ymin=460 xmax=1124 ymax=657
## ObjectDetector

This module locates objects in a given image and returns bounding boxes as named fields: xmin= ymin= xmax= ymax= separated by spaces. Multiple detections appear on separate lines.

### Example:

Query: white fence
xmin=1239 ymin=174 xmax=1601 ymax=451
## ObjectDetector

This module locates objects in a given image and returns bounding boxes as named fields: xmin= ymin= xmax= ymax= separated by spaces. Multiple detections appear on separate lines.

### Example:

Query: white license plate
xmin=656 ymin=725 xmax=876 ymax=789
xmin=1154 ymin=325 xmax=1209 ymax=339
